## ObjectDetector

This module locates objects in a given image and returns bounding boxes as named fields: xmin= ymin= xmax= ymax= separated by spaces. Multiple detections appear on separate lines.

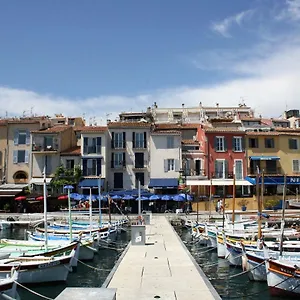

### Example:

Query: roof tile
xmin=60 ymin=146 xmax=81 ymax=156
xmin=108 ymin=121 xmax=151 ymax=128
xmin=31 ymin=125 xmax=71 ymax=134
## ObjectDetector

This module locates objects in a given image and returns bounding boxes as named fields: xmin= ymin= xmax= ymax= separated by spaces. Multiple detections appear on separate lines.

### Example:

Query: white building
xmin=148 ymin=129 xmax=182 ymax=192
xmin=107 ymin=121 xmax=151 ymax=190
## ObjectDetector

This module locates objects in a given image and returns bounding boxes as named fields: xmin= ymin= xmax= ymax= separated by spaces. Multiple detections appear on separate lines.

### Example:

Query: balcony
xmin=133 ymin=160 xmax=148 ymax=170
xmin=248 ymin=167 xmax=282 ymax=176
xmin=211 ymin=172 xmax=234 ymax=179
xmin=83 ymin=145 xmax=101 ymax=155
xmin=32 ymin=144 xmax=59 ymax=152
xmin=186 ymin=169 xmax=206 ymax=180
xmin=111 ymin=161 xmax=126 ymax=169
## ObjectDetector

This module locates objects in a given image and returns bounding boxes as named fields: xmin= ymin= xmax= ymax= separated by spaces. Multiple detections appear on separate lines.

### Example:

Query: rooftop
xmin=151 ymin=130 xmax=181 ymax=135
xmin=60 ymin=146 xmax=81 ymax=156
xmin=205 ymin=127 xmax=244 ymax=133
xmin=181 ymin=139 xmax=199 ymax=145
xmin=108 ymin=121 xmax=151 ymax=128
xmin=79 ymin=126 xmax=107 ymax=133
xmin=155 ymin=123 xmax=199 ymax=130
xmin=31 ymin=125 xmax=71 ymax=134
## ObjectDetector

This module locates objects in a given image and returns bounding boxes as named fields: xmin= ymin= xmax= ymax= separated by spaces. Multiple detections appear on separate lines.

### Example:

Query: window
xmin=167 ymin=136 xmax=175 ymax=148
xmin=216 ymin=136 xmax=225 ymax=152
xmin=289 ymin=139 xmax=298 ymax=150
xmin=293 ymin=160 xmax=300 ymax=173
xmin=133 ymin=132 xmax=146 ymax=148
xmin=114 ymin=173 xmax=123 ymax=189
xmin=82 ymin=158 xmax=101 ymax=176
xmin=234 ymin=160 xmax=243 ymax=180
xmin=233 ymin=137 xmax=242 ymax=152
xmin=14 ymin=130 xmax=30 ymax=145
xmin=249 ymin=138 xmax=258 ymax=148
xmin=265 ymin=138 xmax=274 ymax=148
xmin=135 ymin=172 xmax=144 ymax=187
xmin=112 ymin=132 xmax=125 ymax=149
xmin=214 ymin=160 xmax=228 ymax=179
xmin=167 ymin=159 xmax=175 ymax=171
xmin=112 ymin=152 xmax=125 ymax=168
xmin=13 ymin=150 xmax=29 ymax=164
xmin=83 ymin=137 xmax=101 ymax=154
xmin=45 ymin=155 xmax=52 ymax=175
xmin=87 ymin=159 xmax=97 ymax=176
xmin=134 ymin=153 xmax=144 ymax=168
xmin=66 ymin=159 xmax=75 ymax=170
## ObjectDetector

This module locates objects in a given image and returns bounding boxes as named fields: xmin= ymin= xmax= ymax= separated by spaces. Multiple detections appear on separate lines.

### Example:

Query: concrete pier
xmin=104 ymin=215 xmax=221 ymax=300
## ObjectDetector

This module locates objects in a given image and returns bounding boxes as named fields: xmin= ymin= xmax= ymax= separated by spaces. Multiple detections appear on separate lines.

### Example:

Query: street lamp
xmin=179 ymin=158 xmax=188 ymax=211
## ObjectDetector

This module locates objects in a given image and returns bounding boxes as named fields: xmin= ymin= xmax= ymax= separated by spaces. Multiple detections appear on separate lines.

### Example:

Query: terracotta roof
xmin=182 ymin=139 xmax=199 ymax=145
xmin=205 ymin=127 xmax=244 ymax=133
xmin=155 ymin=123 xmax=199 ymax=130
xmin=240 ymin=117 xmax=262 ymax=121
xmin=108 ymin=121 xmax=151 ymax=128
xmin=246 ymin=130 xmax=300 ymax=136
xmin=246 ymin=131 xmax=280 ymax=136
xmin=275 ymin=128 xmax=300 ymax=132
xmin=31 ymin=125 xmax=71 ymax=134
xmin=151 ymin=130 xmax=181 ymax=135
xmin=60 ymin=146 xmax=81 ymax=156
xmin=79 ymin=126 xmax=107 ymax=133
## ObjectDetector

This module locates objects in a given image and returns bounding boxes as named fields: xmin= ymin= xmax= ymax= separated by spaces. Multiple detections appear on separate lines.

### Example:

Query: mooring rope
xmin=74 ymin=257 xmax=112 ymax=272
xmin=228 ymin=259 xmax=266 ymax=279
xmin=14 ymin=281 xmax=54 ymax=300
xmin=197 ymin=247 xmax=217 ymax=254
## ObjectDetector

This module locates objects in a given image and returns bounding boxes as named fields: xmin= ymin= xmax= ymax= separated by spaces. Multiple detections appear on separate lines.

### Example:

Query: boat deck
xmin=104 ymin=215 xmax=220 ymax=300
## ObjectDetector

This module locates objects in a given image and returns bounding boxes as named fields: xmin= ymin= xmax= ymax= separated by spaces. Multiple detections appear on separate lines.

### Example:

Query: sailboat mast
xmin=257 ymin=167 xmax=262 ymax=240
xmin=232 ymin=169 xmax=236 ymax=230
xmin=98 ymin=175 xmax=102 ymax=228
xmin=43 ymin=165 xmax=48 ymax=251
xmin=279 ymin=174 xmax=287 ymax=256
xmin=89 ymin=187 xmax=92 ymax=236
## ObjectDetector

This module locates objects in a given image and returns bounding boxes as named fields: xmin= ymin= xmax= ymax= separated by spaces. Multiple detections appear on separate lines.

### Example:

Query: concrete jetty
xmin=104 ymin=215 xmax=220 ymax=300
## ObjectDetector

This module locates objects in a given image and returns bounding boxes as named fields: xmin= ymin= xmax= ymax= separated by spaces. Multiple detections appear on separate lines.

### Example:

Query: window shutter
xmin=232 ymin=137 xmax=235 ymax=151
xmin=111 ymin=153 xmax=114 ymax=168
xmin=122 ymin=152 xmax=126 ymax=167
xmin=13 ymin=150 xmax=18 ymax=164
xmin=46 ymin=156 xmax=52 ymax=174
xmin=164 ymin=159 xmax=168 ymax=172
xmin=97 ymin=159 xmax=101 ymax=175
xmin=14 ymin=130 xmax=19 ymax=145
xmin=82 ymin=159 xmax=87 ymax=176
xmin=143 ymin=132 xmax=147 ymax=148
xmin=96 ymin=137 xmax=101 ymax=154
xmin=123 ymin=132 xmax=126 ymax=148
xmin=25 ymin=150 xmax=29 ymax=163
xmin=225 ymin=160 xmax=229 ymax=178
xmin=214 ymin=160 xmax=218 ymax=178
xmin=175 ymin=159 xmax=180 ymax=172
xmin=241 ymin=137 xmax=245 ymax=151
xmin=214 ymin=137 xmax=217 ymax=151
xmin=26 ymin=130 xmax=30 ymax=145
xmin=132 ymin=132 xmax=135 ymax=148
xmin=111 ymin=132 xmax=115 ymax=149
xmin=224 ymin=138 xmax=227 ymax=151
xmin=289 ymin=139 xmax=293 ymax=149
xmin=83 ymin=137 xmax=88 ymax=154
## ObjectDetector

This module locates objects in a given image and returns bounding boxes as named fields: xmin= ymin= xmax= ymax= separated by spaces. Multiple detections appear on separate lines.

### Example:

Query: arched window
xmin=13 ymin=171 xmax=28 ymax=181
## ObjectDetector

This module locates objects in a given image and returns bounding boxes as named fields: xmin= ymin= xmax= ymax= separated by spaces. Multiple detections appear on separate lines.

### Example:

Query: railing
xmin=83 ymin=145 xmax=101 ymax=155
xmin=186 ymin=169 xmax=206 ymax=176
xmin=133 ymin=141 xmax=146 ymax=149
xmin=111 ymin=161 xmax=126 ymax=169
xmin=112 ymin=140 xmax=126 ymax=149
xmin=211 ymin=172 xmax=234 ymax=179
xmin=248 ymin=167 xmax=282 ymax=175
xmin=32 ymin=144 xmax=59 ymax=152
xmin=133 ymin=160 xmax=148 ymax=169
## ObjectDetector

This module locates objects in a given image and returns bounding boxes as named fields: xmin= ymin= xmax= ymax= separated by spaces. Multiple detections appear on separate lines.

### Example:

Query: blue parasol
xmin=135 ymin=196 xmax=149 ymax=201
xmin=178 ymin=193 xmax=193 ymax=201
xmin=149 ymin=194 xmax=161 ymax=201
xmin=173 ymin=195 xmax=185 ymax=202
xmin=111 ymin=194 xmax=122 ymax=200
xmin=161 ymin=195 xmax=173 ymax=201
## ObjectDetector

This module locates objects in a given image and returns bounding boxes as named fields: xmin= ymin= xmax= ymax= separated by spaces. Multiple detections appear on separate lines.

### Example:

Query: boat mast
xmin=43 ymin=164 xmax=48 ymax=251
xmin=222 ymin=185 xmax=225 ymax=229
xmin=279 ymin=174 xmax=287 ymax=256
xmin=98 ymin=175 xmax=102 ymax=228
xmin=232 ymin=168 xmax=236 ymax=230
xmin=209 ymin=178 xmax=212 ymax=220
xmin=89 ymin=187 xmax=92 ymax=236
xmin=257 ymin=167 xmax=262 ymax=240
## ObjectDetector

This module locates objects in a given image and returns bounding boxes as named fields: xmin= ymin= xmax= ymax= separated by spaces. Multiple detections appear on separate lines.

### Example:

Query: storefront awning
xmin=245 ymin=176 xmax=300 ymax=185
xmin=30 ymin=178 xmax=52 ymax=185
xmin=0 ymin=184 xmax=28 ymax=197
xmin=148 ymin=178 xmax=178 ymax=189
xmin=186 ymin=179 xmax=252 ymax=186
xmin=249 ymin=156 xmax=280 ymax=161
xmin=78 ymin=178 xmax=104 ymax=189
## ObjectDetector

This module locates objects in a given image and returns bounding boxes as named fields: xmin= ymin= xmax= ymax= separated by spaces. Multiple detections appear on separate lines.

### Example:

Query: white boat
xmin=0 ymin=248 xmax=76 ymax=284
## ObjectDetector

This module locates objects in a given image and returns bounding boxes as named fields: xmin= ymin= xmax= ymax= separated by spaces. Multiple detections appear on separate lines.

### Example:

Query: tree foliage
xmin=51 ymin=165 xmax=82 ymax=190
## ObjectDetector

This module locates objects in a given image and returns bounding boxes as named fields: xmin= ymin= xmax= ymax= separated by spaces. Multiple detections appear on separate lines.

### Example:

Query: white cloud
xmin=276 ymin=0 xmax=300 ymax=21
xmin=211 ymin=10 xmax=254 ymax=37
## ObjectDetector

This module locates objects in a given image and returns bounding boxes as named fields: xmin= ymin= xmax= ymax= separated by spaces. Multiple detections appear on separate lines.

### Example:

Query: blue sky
xmin=0 ymin=0 xmax=300 ymax=123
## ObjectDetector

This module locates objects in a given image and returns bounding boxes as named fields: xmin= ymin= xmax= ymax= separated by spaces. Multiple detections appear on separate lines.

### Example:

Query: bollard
xmin=143 ymin=214 xmax=151 ymax=225
xmin=131 ymin=225 xmax=146 ymax=245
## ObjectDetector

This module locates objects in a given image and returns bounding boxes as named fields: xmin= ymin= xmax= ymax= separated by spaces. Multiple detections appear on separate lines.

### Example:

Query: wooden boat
xmin=0 ymin=248 xmax=76 ymax=284
xmin=0 ymin=267 xmax=19 ymax=299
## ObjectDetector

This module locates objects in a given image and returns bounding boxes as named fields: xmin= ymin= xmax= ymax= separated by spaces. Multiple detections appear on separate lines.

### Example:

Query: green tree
xmin=51 ymin=165 xmax=82 ymax=194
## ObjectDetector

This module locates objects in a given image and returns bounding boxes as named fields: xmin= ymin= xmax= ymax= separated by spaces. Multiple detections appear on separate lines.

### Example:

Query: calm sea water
xmin=176 ymin=227 xmax=290 ymax=300
xmin=0 ymin=227 xmax=130 ymax=300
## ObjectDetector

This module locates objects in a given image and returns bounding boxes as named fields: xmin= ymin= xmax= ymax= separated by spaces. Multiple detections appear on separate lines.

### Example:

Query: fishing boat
xmin=0 ymin=268 xmax=19 ymax=299
xmin=0 ymin=248 xmax=76 ymax=284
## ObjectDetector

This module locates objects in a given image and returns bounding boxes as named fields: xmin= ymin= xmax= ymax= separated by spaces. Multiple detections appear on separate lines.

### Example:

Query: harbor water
xmin=176 ymin=226 xmax=286 ymax=300
xmin=1 ymin=227 xmax=131 ymax=300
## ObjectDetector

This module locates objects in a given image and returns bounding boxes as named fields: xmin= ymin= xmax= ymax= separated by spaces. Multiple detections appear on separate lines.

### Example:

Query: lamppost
xmin=179 ymin=158 xmax=188 ymax=211
xmin=64 ymin=185 xmax=74 ymax=241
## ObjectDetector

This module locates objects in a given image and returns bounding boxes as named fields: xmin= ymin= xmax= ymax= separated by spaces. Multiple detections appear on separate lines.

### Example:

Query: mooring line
xmin=14 ymin=281 xmax=54 ymax=300
xmin=74 ymin=257 xmax=112 ymax=272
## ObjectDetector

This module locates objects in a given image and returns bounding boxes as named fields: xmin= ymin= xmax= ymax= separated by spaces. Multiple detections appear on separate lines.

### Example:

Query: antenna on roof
xmin=30 ymin=107 xmax=34 ymax=116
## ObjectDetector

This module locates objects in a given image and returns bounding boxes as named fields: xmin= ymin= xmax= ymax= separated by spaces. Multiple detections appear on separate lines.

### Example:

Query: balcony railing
xmin=248 ymin=167 xmax=282 ymax=175
xmin=133 ymin=160 xmax=148 ymax=169
xmin=111 ymin=161 xmax=126 ymax=169
xmin=211 ymin=172 xmax=234 ymax=179
xmin=185 ymin=169 xmax=206 ymax=177
xmin=83 ymin=145 xmax=101 ymax=155
xmin=32 ymin=144 xmax=59 ymax=152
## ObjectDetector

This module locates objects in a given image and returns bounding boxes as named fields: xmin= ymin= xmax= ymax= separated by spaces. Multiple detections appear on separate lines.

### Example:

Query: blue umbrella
xmin=123 ymin=195 xmax=134 ymax=200
xmin=161 ymin=195 xmax=173 ymax=201
xmin=111 ymin=194 xmax=122 ymax=200
xmin=149 ymin=194 xmax=161 ymax=201
xmin=70 ymin=193 xmax=84 ymax=201
xmin=135 ymin=196 xmax=149 ymax=201
xmin=96 ymin=195 xmax=108 ymax=201
xmin=173 ymin=195 xmax=185 ymax=202
xmin=178 ymin=193 xmax=193 ymax=201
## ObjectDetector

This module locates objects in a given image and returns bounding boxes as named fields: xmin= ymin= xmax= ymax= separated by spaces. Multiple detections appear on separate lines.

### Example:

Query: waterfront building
xmin=30 ymin=125 xmax=77 ymax=194
xmin=107 ymin=121 xmax=151 ymax=190
xmin=148 ymin=127 xmax=181 ymax=193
